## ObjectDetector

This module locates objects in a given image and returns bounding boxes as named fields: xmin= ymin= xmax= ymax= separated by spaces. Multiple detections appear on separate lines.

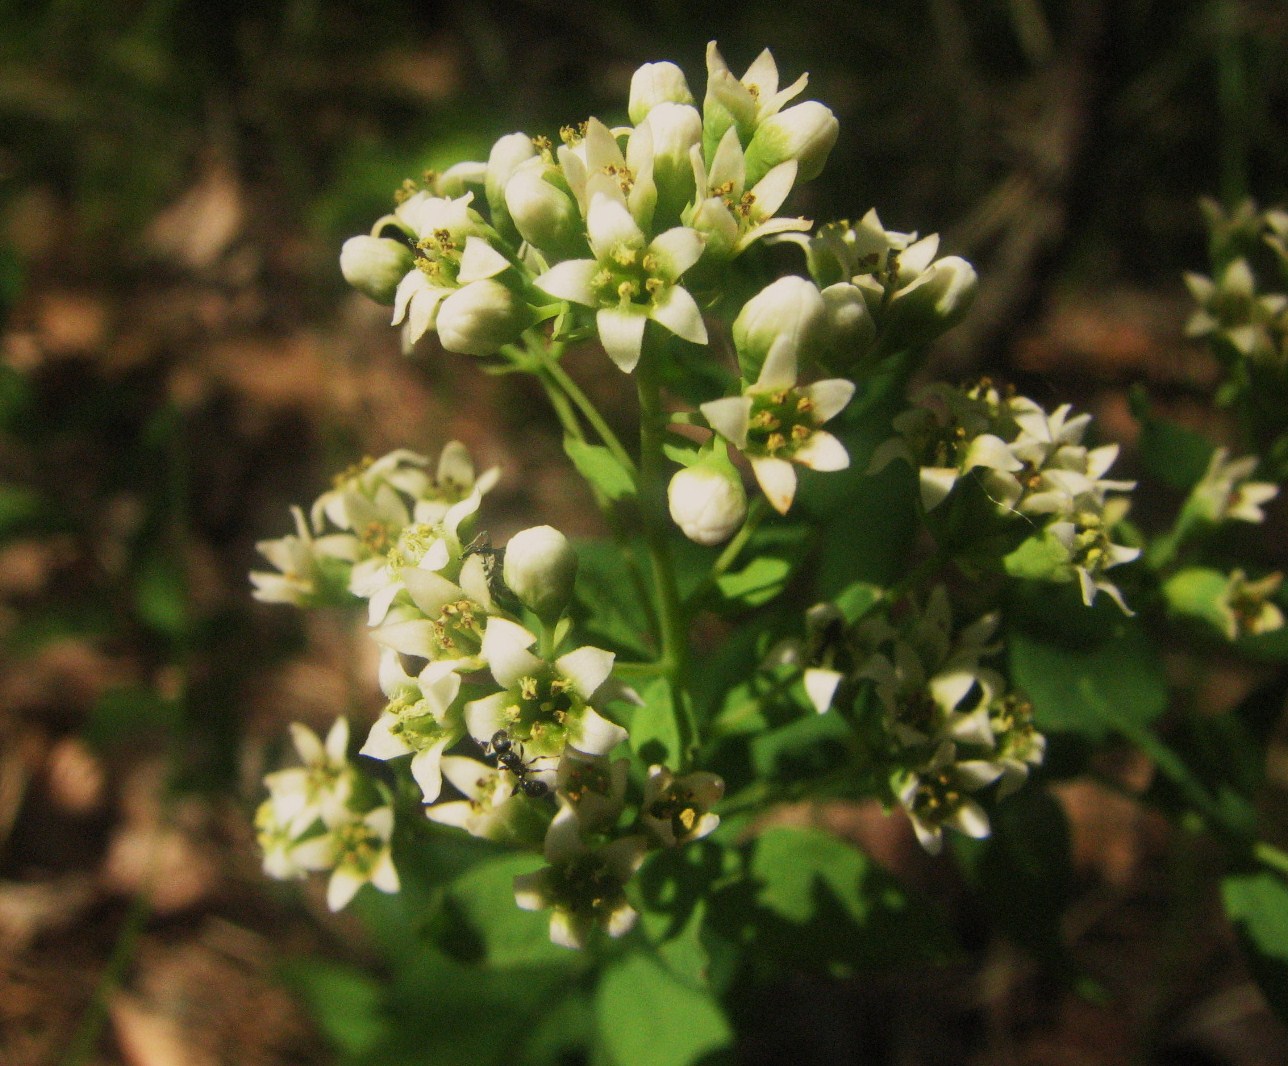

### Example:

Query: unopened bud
xmin=733 ymin=275 xmax=826 ymax=384
xmin=629 ymin=61 xmax=695 ymax=124
xmin=340 ymin=236 xmax=413 ymax=304
xmin=743 ymin=101 xmax=838 ymax=187
xmin=818 ymin=282 xmax=876 ymax=371
xmin=668 ymin=460 xmax=747 ymax=546
xmin=504 ymin=525 xmax=578 ymax=623
xmin=639 ymin=103 xmax=702 ymax=226
xmin=885 ymin=256 xmax=978 ymax=345
xmin=505 ymin=167 xmax=583 ymax=258
xmin=485 ymin=132 xmax=539 ymax=239
xmin=436 ymin=280 xmax=531 ymax=356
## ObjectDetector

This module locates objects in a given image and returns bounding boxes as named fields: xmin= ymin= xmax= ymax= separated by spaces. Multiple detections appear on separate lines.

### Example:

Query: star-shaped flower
xmin=535 ymin=194 xmax=707 ymax=372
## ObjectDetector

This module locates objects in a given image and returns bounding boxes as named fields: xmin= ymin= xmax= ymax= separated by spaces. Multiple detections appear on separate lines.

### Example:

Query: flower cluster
xmin=254 ymin=441 xmax=726 ymax=938
xmin=787 ymin=587 xmax=1045 ymax=854
xmin=254 ymin=719 xmax=400 ymax=911
xmin=872 ymin=381 xmax=1141 ymax=613
xmin=339 ymin=42 xmax=837 ymax=373
xmin=1185 ymin=198 xmax=1288 ymax=369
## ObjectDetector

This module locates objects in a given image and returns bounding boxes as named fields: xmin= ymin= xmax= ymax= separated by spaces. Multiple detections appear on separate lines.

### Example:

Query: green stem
xmin=533 ymin=337 xmax=638 ymax=480
xmin=1255 ymin=842 xmax=1288 ymax=879
xmin=635 ymin=347 xmax=696 ymax=761
xmin=683 ymin=495 xmax=769 ymax=610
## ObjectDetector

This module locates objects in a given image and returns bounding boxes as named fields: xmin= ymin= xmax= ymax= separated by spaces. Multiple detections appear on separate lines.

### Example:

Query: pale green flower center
xmin=415 ymin=228 xmax=463 ymax=285
xmin=501 ymin=671 xmax=578 ymax=748
xmin=592 ymin=244 xmax=665 ymax=309
xmin=746 ymin=389 xmax=820 ymax=458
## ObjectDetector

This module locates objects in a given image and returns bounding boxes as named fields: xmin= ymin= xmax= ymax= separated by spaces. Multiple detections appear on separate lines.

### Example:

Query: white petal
xmin=410 ymin=743 xmax=449 ymax=802
xmin=535 ymin=259 xmax=599 ymax=306
xmin=439 ymin=755 xmax=498 ymax=801
xmin=596 ymin=307 xmax=648 ymax=373
xmin=464 ymin=692 xmax=512 ymax=744
xmin=801 ymin=379 xmax=855 ymax=423
xmin=649 ymin=285 xmax=708 ymax=345
xmin=327 ymin=869 xmax=364 ymax=912
xmin=793 ymin=431 xmax=850 ymax=472
xmin=513 ymin=869 xmax=553 ymax=912
xmin=748 ymin=160 xmax=798 ymax=217
xmin=360 ymin=713 xmax=413 ymax=760
xmin=750 ymin=456 xmax=799 ymax=514
xmin=919 ymin=467 xmax=960 ymax=511
xmin=548 ymin=911 xmax=585 ymax=949
xmin=804 ymin=668 xmax=843 ymax=713
xmin=289 ymin=723 xmax=324 ymax=764
xmin=700 ymin=396 xmax=753 ymax=449
xmin=457 ymin=236 xmax=511 ymax=283
xmin=947 ymin=798 xmax=992 ymax=839
xmin=481 ymin=617 xmax=541 ymax=688
xmin=587 ymin=194 xmax=644 ymax=258
xmin=570 ymin=706 xmax=629 ymax=755
xmin=605 ymin=904 xmax=639 ymax=939
xmin=369 ymin=852 xmax=400 ymax=894
xmin=556 ymin=645 xmax=616 ymax=698
xmin=402 ymin=569 xmax=463 ymax=618
xmin=648 ymin=227 xmax=706 ymax=278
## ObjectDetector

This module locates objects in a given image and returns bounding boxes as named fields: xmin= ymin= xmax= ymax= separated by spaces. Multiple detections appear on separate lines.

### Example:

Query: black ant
xmin=483 ymin=730 xmax=551 ymax=799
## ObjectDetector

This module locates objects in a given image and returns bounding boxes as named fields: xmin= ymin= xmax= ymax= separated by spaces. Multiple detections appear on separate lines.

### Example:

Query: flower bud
xmin=668 ymin=460 xmax=747 ymax=546
xmin=505 ymin=166 xmax=583 ymax=259
xmin=639 ymin=103 xmax=702 ymax=227
xmin=340 ymin=236 xmax=413 ymax=305
xmin=885 ymin=255 xmax=978 ymax=345
xmin=743 ymin=101 xmax=838 ymax=187
xmin=629 ymin=61 xmax=695 ymax=124
xmin=733 ymin=275 xmax=827 ymax=384
xmin=436 ymin=280 xmax=531 ymax=356
xmin=818 ymin=282 xmax=876 ymax=372
xmin=504 ymin=525 xmax=578 ymax=622
xmin=485 ymin=132 xmax=539 ymax=240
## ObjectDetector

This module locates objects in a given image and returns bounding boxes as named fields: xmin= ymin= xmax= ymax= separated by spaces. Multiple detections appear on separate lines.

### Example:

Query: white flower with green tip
xmin=261 ymin=718 xmax=353 ymax=837
xmin=628 ymin=60 xmax=695 ymax=124
xmin=464 ymin=617 xmax=626 ymax=759
xmin=251 ymin=506 xmax=353 ymax=607
xmin=702 ymin=41 xmax=808 ymax=156
xmin=1048 ymin=506 xmax=1140 ymax=615
xmin=370 ymin=552 xmax=499 ymax=668
xmin=1190 ymin=447 xmax=1279 ymax=525
xmin=557 ymin=117 xmax=657 ymax=233
xmin=513 ymin=816 xmax=648 ymax=948
xmin=684 ymin=126 xmax=809 ymax=260
xmin=292 ymin=804 xmax=400 ymax=912
xmin=535 ymin=193 xmax=707 ymax=372
xmin=553 ymin=748 xmax=629 ymax=835
xmin=701 ymin=332 xmax=854 ymax=514
xmin=310 ymin=449 xmax=430 ymax=533
xmin=359 ymin=653 xmax=466 ymax=803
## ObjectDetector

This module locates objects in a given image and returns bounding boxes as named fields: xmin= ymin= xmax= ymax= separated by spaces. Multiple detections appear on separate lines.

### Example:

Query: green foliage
xmin=1009 ymin=621 xmax=1168 ymax=741
xmin=564 ymin=439 xmax=638 ymax=502
xmin=1222 ymin=871 xmax=1288 ymax=1025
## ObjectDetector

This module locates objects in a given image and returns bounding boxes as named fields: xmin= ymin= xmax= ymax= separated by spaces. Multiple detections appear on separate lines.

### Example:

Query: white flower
xmin=1048 ymin=507 xmax=1140 ymax=615
xmin=251 ymin=506 xmax=349 ymax=607
xmin=557 ymin=117 xmax=657 ymax=233
xmin=702 ymin=42 xmax=808 ymax=153
xmin=553 ymin=747 xmax=630 ymax=835
xmin=742 ymin=99 xmax=838 ymax=186
xmin=340 ymin=235 xmax=414 ymax=304
xmin=513 ymin=816 xmax=648 ymax=948
xmin=701 ymin=331 xmax=854 ymax=514
xmin=370 ymin=552 xmax=498 ymax=668
xmin=629 ymin=60 xmax=695 ymax=124
xmin=464 ymin=618 xmax=627 ymax=759
xmin=639 ymin=765 xmax=724 ymax=847
xmin=1220 ymin=570 xmax=1285 ymax=641
xmin=310 ymin=449 xmax=430 ymax=533
xmin=261 ymin=718 xmax=353 ymax=837
xmin=293 ymin=805 xmax=401 ymax=912
xmin=897 ymin=742 xmax=1001 ymax=855
xmin=426 ymin=756 xmax=548 ymax=843
xmin=1190 ymin=447 xmax=1279 ymax=525
xmin=684 ymin=127 xmax=809 ymax=260
xmin=503 ymin=525 xmax=578 ymax=623
xmin=988 ymin=693 xmax=1046 ymax=799
xmin=535 ymin=194 xmax=707 ymax=372
xmin=359 ymin=654 xmax=465 ymax=803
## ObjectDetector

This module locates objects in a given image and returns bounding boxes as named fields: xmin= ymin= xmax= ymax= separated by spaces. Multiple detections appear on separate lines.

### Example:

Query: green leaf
xmin=708 ymin=825 xmax=954 ymax=974
xmin=564 ymin=438 xmax=637 ymax=501
xmin=442 ymin=854 xmax=572 ymax=968
xmin=571 ymin=539 xmax=655 ymax=659
xmin=1002 ymin=530 xmax=1071 ymax=581
xmin=627 ymin=676 xmax=682 ymax=770
xmin=1222 ymin=871 xmax=1288 ymax=1024
xmin=714 ymin=523 xmax=809 ymax=608
xmin=1131 ymin=388 xmax=1215 ymax=491
xmin=134 ymin=550 xmax=189 ymax=639
xmin=1009 ymin=622 xmax=1167 ymax=740
xmin=596 ymin=950 xmax=732 ymax=1066
xmin=278 ymin=959 xmax=387 ymax=1058
xmin=83 ymin=686 xmax=183 ymax=749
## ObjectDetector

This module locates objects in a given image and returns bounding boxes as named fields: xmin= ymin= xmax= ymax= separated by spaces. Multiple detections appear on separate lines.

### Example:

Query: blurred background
xmin=2 ymin=1 xmax=1287 ymax=1063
